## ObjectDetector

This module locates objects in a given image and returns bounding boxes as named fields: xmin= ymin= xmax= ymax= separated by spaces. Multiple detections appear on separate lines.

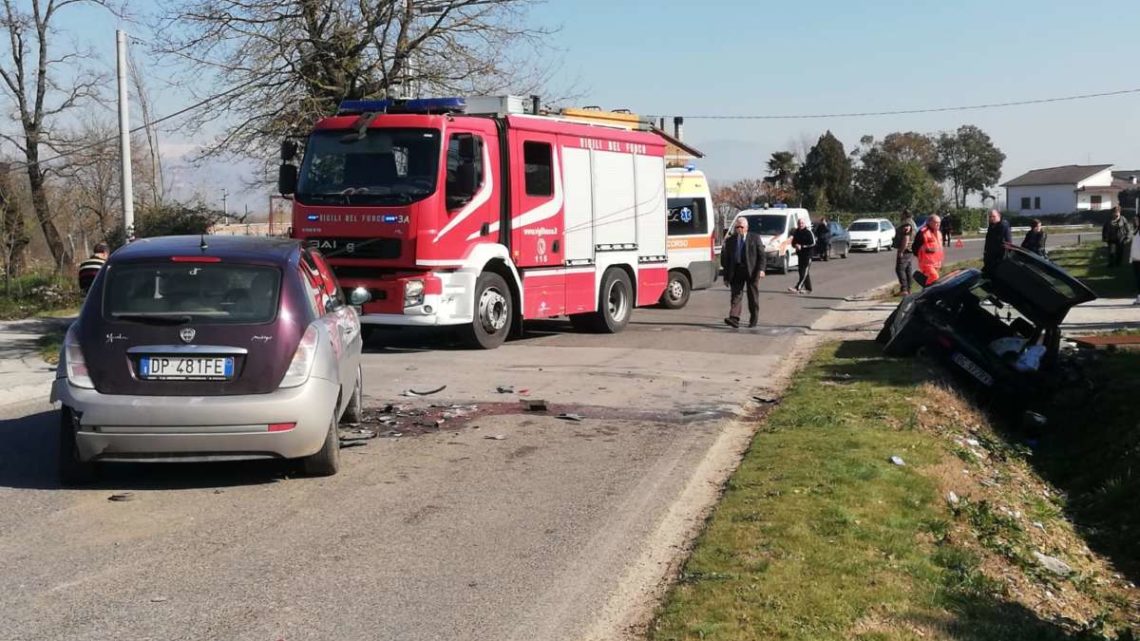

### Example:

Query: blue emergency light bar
xmin=337 ymin=97 xmax=467 ymax=116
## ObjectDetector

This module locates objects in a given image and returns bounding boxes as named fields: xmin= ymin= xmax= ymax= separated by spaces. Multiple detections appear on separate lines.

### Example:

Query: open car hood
xmin=985 ymin=247 xmax=1096 ymax=326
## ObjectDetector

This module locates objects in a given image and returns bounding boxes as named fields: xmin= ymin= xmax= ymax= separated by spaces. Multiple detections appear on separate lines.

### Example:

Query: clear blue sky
xmin=44 ymin=0 xmax=1140 ymax=209
xmin=538 ymin=0 xmax=1140 ymax=186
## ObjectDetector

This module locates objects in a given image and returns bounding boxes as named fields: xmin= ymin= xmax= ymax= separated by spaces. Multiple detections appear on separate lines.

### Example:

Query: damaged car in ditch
xmin=877 ymin=247 xmax=1096 ymax=407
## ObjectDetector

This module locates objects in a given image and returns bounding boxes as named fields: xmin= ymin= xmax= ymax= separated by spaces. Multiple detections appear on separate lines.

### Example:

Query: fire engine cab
xmin=278 ymin=96 xmax=670 ymax=349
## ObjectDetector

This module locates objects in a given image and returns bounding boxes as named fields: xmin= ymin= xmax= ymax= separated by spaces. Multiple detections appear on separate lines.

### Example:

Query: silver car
xmin=51 ymin=235 xmax=364 ymax=483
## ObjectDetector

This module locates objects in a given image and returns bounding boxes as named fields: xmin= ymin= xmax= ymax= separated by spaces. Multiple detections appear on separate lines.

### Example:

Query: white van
xmin=737 ymin=206 xmax=812 ymax=273
xmin=661 ymin=167 xmax=718 ymax=308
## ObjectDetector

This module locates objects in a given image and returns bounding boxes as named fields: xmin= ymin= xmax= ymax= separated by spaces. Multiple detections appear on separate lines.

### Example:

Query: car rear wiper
xmin=112 ymin=314 xmax=193 ymax=325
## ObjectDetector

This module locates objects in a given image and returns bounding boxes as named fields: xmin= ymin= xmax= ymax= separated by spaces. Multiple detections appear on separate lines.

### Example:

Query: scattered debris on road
xmin=108 ymin=492 xmax=135 ymax=502
xmin=752 ymin=395 xmax=781 ymax=404
xmin=521 ymin=399 xmax=548 ymax=412
xmin=484 ymin=434 xmax=506 ymax=440
xmin=556 ymin=413 xmax=583 ymax=422
xmin=401 ymin=385 xmax=447 ymax=397
xmin=496 ymin=385 xmax=514 ymax=394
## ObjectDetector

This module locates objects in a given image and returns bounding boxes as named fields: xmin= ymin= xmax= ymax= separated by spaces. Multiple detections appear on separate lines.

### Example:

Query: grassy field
xmin=649 ymin=341 xmax=1138 ymax=641
xmin=1048 ymin=245 xmax=1135 ymax=298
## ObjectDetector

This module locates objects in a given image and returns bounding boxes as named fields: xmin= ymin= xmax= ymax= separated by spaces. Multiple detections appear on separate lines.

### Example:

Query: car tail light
xmin=63 ymin=325 xmax=94 ymax=389
xmin=279 ymin=324 xmax=319 ymax=388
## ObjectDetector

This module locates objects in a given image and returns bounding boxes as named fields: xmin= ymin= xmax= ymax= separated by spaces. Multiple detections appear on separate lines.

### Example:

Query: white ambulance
xmin=737 ymin=206 xmax=813 ymax=274
xmin=661 ymin=167 xmax=719 ymax=308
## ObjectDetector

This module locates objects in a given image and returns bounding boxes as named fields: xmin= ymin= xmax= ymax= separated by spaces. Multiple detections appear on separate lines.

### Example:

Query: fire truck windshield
xmin=295 ymin=128 xmax=442 ymax=205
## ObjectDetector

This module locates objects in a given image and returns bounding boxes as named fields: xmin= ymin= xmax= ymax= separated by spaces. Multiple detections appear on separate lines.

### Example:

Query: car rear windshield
xmin=743 ymin=214 xmax=787 ymax=236
xmin=849 ymin=222 xmax=879 ymax=232
xmin=104 ymin=263 xmax=282 ymax=324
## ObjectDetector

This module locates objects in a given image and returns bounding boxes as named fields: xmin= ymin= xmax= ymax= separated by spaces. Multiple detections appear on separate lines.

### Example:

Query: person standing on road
xmin=913 ymin=214 xmax=944 ymax=286
xmin=787 ymin=217 xmax=816 ymax=295
xmin=942 ymin=213 xmax=954 ymax=247
xmin=983 ymin=209 xmax=1012 ymax=276
xmin=77 ymin=242 xmax=109 ymax=296
xmin=1021 ymin=219 xmax=1048 ymax=257
xmin=1131 ymin=215 xmax=1140 ymax=305
xmin=894 ymin=213 xmax=917 ymax=296
xmin=720 ymin=216 xmax=767 ymax=328
xmin=1103 ymin=205 xmax=1133 ymax=268
xmin=814 ymin=217 xmax=832 ymax=261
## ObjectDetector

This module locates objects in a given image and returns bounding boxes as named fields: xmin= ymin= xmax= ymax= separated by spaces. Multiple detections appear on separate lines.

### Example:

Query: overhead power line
xmin=2 ymin=84 xmax=246 ymax=175
xmin=679 ymin=87 xmax=1140 ymax=120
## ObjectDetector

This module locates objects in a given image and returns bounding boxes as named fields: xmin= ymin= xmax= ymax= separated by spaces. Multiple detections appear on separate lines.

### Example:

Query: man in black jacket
xmin=720 ymin=216 xmax=767 ymax=328
xmin=982 ymin=209 xmax=1011 ymax=276
xmin=787 ymin=217 xmax=816 ymax=295
xmin=1103 ymin=206 xmax=1133 ymax=267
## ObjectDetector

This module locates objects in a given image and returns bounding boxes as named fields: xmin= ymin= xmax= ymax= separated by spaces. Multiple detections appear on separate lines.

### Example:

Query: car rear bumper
xmin=51 ymin=377 xmax=340 ymax=462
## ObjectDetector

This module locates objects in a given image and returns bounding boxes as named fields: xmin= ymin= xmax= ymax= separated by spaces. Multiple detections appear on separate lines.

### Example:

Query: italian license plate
xmin=140 ymin=356 xmax=234 ymax=380
xmin=951 ymin=352 xmax=994 ymax=386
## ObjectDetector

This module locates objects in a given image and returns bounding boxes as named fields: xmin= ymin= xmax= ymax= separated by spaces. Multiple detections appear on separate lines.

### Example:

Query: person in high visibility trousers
xmin=913 ymin=214 xmax=944 ymax=286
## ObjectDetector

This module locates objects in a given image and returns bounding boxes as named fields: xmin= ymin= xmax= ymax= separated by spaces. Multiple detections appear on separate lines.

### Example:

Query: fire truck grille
xmin=305 ymin=237 xmax=401 ymax=260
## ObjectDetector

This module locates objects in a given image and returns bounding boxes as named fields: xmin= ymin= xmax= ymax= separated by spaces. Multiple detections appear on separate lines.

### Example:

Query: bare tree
xmin=0 ymin=161 xmax=30 ymax=286
xmin=0 ymin=0 xmax=120 ymax=270
xmin=128 ymin=47 xmax=164 ymax=208
xmin=148 ymin=0 xmax=554 ymax=160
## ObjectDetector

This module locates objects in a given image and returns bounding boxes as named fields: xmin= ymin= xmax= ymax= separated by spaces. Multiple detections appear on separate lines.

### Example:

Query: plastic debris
xmin=556 ymin=413 xmax=583 ymax=422
xmin=339 ymin=440 xmax=368 ymax=449
xmin=150 ymin=596 xmax=169 ymax=603
xmin=752 ymin=395 xmax=780 ymax=404
xmin=889 ymin=456 xmax=906 ymax=466
xmin=496 ymin=385 xmax=515 ymax=394
xmin=484 ymin=434 xmax=506 ymax=440
xmin=946 ymin=491 xmax=960 ymax=506
xmin=108 ymin=492 xmax=135 ymax=502
xmin=401 ymin=385 xmax=447 ymax=397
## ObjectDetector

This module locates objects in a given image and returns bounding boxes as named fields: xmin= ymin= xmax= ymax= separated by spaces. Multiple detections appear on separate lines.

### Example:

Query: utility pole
xmin=221 ymin=188 xmax=229 ymax=225
xmin=116 ymin=30 xmax=135 ymax=240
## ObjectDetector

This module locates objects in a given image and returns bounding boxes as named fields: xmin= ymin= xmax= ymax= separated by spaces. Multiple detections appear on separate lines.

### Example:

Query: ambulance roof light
xmin=337 ymin=97 xmax=467 ymax=116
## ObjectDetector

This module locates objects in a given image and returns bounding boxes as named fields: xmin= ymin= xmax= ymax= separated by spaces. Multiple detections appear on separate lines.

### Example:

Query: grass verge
xmin=0 ymin=272 xmax=82 ymax=320
xmin=1049 ymin=245 xmax=1135 ymax=298
xmin=36 ymin=325 xmax=66 ymax=365
xmin=649 ymin=340 xmax=1138 ymax=640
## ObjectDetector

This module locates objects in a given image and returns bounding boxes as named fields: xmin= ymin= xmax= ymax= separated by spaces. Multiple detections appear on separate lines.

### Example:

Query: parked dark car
xmin=51 ymin=236 xmax=364 ymax=483
xmin=821 ymin=220 xmax=849 ymax=259
xmin=877 ymin=247 xmax=1095 ymax=407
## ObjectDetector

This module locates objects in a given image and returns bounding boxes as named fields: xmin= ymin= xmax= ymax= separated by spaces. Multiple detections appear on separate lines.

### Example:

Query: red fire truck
xmin=278 ymin=96 xmax=670 ymax=349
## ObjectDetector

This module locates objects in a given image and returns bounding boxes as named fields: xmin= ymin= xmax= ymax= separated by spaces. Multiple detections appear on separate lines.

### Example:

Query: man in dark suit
xmin=720 ymin=216 xmax=767 ymax=328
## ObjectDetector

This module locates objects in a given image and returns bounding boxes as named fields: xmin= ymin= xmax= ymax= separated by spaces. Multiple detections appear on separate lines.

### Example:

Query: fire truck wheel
xmin=462 ymin=271 xmax=513 ymax=349
xmin=596 ymin=268 xmax=633 ymax=333
xmin=659 ymin=271 xmax=691 ymax=309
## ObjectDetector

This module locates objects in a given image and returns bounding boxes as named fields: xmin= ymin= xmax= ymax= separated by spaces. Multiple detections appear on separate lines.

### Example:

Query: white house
xmin=1002 ymin=164 xmax=1131 ymax=215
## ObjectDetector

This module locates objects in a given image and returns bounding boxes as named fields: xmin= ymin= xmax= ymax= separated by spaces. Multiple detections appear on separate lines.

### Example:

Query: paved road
xmin=0 ymin=236 xmax=1078 ymax=641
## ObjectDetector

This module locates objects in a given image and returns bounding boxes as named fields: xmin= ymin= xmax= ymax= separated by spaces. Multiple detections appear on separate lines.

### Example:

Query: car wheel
xmin=659 ymin=271 xmax=691 ymax=309
xmin=461 ymin=271 xmax=512 ymax=349
xmin=58 ymin=406 xmax=96 ymax=486
xmin=780 ymin=253 xmax=790 ymax=274
xmin=341 ymin=365 xmax=363 ymax=425
xmin=302 ymin=413 xmax=341 ymax=477
xmin=873 ymin=241 xmax=881 ymax=253
xmin=595 ymin=268 xmax=633 ymax=333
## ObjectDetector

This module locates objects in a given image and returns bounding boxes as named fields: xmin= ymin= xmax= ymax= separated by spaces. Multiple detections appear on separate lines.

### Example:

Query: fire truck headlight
xmin=404 ymin=279 xmax=425 ymax=308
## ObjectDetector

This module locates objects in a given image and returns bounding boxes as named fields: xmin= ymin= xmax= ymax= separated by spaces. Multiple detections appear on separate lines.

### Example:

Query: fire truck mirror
xmin=278 ymin=164 xmax=298 ymax=196
xmin=281 ymin=139 xmax=299 ymax=162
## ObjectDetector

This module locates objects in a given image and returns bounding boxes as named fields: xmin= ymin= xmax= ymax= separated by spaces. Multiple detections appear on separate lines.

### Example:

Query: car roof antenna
xmin=200 ymin=234 xmax=209 ymax=252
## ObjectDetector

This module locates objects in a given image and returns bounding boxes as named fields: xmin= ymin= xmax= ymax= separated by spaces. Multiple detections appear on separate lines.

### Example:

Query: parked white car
xmin=847 ymin=218 xmax=896 ymax=252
